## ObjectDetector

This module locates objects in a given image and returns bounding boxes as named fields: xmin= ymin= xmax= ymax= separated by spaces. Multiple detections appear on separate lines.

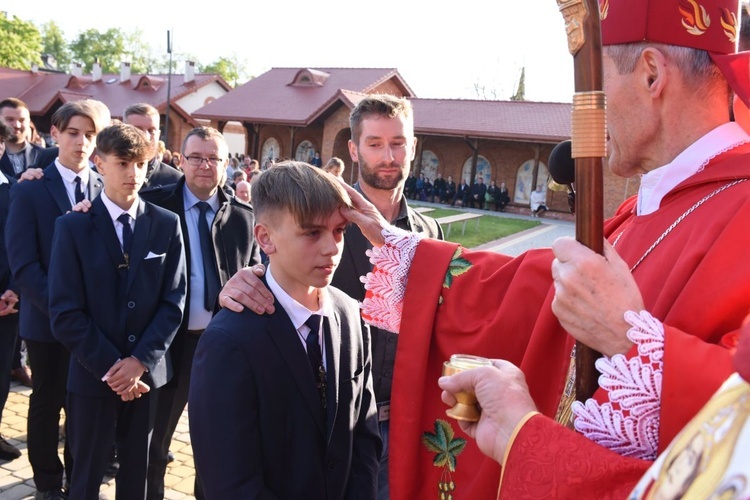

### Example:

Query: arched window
xmin=261 ymin=138 xmax=281 ymax=169
xmin=295 ymin=140 xmax=315 ymax=163
xmin=513 ymin=160 xmax=549 ymax=204
xmin=419 ymin=150 xmax=439 ymax=180
xmin=461 ymin=156 xmax=492 ymax=184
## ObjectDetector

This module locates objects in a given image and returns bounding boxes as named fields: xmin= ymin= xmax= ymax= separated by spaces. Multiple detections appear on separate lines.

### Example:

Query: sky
xmin=4 ymin=0 xmax=575 ymax=103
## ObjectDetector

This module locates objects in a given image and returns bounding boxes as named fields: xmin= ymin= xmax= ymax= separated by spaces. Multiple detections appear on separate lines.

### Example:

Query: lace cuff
xmin=360 ymin=225 xmax=423 ymax=333
xmin=572 ymin=310 xmax=664 ymax=460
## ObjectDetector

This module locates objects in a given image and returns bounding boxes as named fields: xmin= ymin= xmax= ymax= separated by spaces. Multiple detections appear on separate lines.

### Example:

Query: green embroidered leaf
xmin=437 ymin=419 xmax=454 ymax=443
xmin=447 ymin=453 xmax=457 ymax=472
xmin=448 ymin=437 xmax=467 ymax=456
xmin=423 ymin=420 xmax=466 ymax=473
xmin=421 ymin=432 xmax=444 ymax=454
xmin=443 ymin=248 xmax=472 ymax=289
xmin=433 ymin=453 xmax=449 ymax=468
xmin=434 ymin=419 xmax=449 ymax=449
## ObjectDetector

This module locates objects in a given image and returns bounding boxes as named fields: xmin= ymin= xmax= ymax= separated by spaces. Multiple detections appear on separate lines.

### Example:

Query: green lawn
xmin=410 ymin=205 xmax=540 ymax=248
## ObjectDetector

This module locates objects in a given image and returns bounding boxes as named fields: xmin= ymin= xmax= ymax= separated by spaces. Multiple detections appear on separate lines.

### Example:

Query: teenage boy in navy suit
xmin=48 ymin=123 xmax=187 ymax=499
xmin=189 ymin=162 xmax=380 ymax=499
xmin=5 ymin=99 xmax=110 ymax=499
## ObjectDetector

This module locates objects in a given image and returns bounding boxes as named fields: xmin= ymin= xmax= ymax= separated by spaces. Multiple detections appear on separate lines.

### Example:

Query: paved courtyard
xmin=0 ymin=381 xmax=197 ymax=499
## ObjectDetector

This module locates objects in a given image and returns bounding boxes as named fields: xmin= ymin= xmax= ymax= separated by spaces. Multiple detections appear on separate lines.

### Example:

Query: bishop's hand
xmin=550 ymin=236 xmax=644 ymax=357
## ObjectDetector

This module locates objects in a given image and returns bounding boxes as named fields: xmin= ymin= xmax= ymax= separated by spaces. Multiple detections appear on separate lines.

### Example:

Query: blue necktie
xmin=304 ymin=314 xmax=326 ymax=409
xmin=196 ymin=202 xmax=221 ymax=311
xmin=74 ymin=176 xmax=85 ymax=203
xmin=117 ymin=213 xmax=133 ymax=256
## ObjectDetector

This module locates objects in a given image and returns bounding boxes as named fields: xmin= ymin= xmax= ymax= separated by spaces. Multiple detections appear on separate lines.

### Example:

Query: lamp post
xmin=164 ymin=30 xmax=173 ymax=151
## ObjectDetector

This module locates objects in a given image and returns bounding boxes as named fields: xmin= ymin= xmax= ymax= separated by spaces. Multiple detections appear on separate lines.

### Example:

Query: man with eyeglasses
xmin=141 ymin=126 xmax=262 ymax=500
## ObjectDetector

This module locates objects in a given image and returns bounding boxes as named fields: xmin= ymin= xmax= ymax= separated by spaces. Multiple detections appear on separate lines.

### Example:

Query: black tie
xmin=74 ymin=176 xmax=85 ymax=203
xmin=196 ymin=202 xmax=220 ymax=311
xmin=304 ymin=314 xmax=326 ymax=409
xmin=117 ymin=213 xmax=133 ymax=256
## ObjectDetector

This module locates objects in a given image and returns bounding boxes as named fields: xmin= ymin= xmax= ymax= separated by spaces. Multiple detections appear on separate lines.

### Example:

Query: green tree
xmin=202 ymin=55 xmax=251 ymax=87
xmin=41 ymin=21 xmax=71 ymax=71
xmin=0 ymin=12 xmax=42 ymax=70
xmin=69 ymin=28 xmax=128 ymax=73
xmin=510 ymin=67 xmax=526 ymax=101
xmin=124 ymin=29 xmax=159 ymax=74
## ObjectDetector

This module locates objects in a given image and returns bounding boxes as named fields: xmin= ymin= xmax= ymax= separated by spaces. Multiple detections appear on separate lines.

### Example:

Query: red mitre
xmin=599 ymin=0 xmax=750 ymax=106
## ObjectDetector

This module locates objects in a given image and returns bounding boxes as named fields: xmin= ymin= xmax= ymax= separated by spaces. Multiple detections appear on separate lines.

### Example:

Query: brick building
xmin=194 ymin=67 xmax=638 ymax=217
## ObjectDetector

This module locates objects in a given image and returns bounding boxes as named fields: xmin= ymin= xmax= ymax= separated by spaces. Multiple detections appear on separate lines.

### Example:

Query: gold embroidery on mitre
xmin=720 ymin=8 xmax=739 ymax=43
xmin=599 ymin=0 xmax=609 ymax=20
xmin=679 ymin=0 xmax=711 ymax=35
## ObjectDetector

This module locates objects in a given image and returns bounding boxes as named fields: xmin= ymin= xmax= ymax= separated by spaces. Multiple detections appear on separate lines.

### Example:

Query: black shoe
xmin=167 ymin=450 xmax=175 ymax=463
xmin=34 ymin=489 xmax=67 ymax=500
xmin=0 ymin=436 xmax=21 ymax=460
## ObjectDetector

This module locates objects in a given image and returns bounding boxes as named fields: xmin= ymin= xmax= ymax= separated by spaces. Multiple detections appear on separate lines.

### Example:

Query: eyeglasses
xmin=184 ymin=156 xmax=224 ymax=167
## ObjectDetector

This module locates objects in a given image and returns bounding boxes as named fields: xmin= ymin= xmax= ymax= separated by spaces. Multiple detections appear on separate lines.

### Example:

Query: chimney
xmin=31 ymin=64 xmax=38 ymax=74
xmin=71 ymin=63 xmax=82 ymax=77
xmin=92 ymin=59 xmax=102 ymax=82
xmin=185 ymin=60 xmax=195 ymax=84
xmin=120 ymin=61 xmax=131 ymax=83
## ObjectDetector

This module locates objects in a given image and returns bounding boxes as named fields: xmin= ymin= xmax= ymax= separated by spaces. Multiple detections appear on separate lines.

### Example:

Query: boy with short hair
xmin=6 ymin=99 xmax=110 ymax=499
xmin=48 ymin=123 xmax=187 ymax=499
xmin=189 ymin=161 xmax=380 ymax=499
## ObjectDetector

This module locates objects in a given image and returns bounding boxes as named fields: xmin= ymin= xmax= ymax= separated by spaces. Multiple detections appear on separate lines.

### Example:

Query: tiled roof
xmin=0 ymin=67 xmax=230 ymax=118
xmin=192 ymin=67 xmax=414 ymax=124
xmin=411 ymin=98 xmax=571 ymax=143
xmin=192 ymin=66 xmax=571 ymax=144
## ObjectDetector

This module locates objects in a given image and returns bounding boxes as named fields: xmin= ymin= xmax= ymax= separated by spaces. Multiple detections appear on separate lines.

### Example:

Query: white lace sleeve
xmin=359 ymin=225 xmax=423 ymax=333
xmin=571 ymin=310 xmax=664 ymax=460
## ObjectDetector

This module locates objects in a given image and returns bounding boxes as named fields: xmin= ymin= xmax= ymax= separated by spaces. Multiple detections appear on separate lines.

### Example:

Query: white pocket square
xmin=145 ymin=252 xmax=165 ymax=260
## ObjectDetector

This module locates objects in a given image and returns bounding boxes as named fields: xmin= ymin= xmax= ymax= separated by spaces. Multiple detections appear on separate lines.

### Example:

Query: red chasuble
xmin=388 ymin=145 xmax=750 ymax=499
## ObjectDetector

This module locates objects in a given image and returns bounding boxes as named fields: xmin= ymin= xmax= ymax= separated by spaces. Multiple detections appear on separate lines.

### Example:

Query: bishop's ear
xmin=639 ymin=47 xmax=668 ymax=97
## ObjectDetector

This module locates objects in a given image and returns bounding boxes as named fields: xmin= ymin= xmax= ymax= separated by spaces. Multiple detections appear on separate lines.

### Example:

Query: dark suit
xmin=48 ymin=196 xmax=186 ymax=499
xmin=468 ymin=182 xmax=487 ymax=209
xmin=0 ymin=176 xmax=18 ymax=431
xmin=34 ymin=147 xmax=59 ymax=172
xmin=142 ymin=159 xmax=182 ymax=191
xmin=331 ymin=184 xmax=442 ymax=497
xmin=5 ymin=164 xmax=103 ymax=492
xmin=141 ymin=178 xmax=261 ymax=499
xmin=453 ymin=182 xmax=469 ymax=206
xmin=189 ymin=285 xmax=381 ymax=499
xmin=0 ymin=142 xmax=45 ymax=179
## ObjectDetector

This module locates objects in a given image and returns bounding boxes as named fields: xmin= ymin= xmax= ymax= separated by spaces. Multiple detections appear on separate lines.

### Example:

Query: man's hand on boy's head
xmin=337 ymin=181 xmax=387 ymax=247
xmin=219 ymin=264 xmax=275 ymax=314
xmin=17 ymin=167 xmax=44 ymax=183
xmin=69 ymin=199 xmax=92 ymax=214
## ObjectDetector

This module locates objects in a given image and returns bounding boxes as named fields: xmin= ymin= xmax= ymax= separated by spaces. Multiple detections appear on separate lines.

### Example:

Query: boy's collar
xmin=265 ymin=265 xmax=333 ymax=332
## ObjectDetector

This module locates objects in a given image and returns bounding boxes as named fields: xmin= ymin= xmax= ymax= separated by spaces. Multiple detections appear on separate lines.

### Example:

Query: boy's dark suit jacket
xmin=47 ymin=196 xmax=187 ymax=396
xmin=140 ymin=177 xmax=261 ymax=372
xmin=5 ymin=164 xmax=103 ymax=343
xmin=188 ymin=285 xmax=381 ymax=499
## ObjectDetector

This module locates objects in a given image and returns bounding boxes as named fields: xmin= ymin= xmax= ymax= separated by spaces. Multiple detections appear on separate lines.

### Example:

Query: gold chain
xmin=613 ymin=179 xmax=748 ymax=272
